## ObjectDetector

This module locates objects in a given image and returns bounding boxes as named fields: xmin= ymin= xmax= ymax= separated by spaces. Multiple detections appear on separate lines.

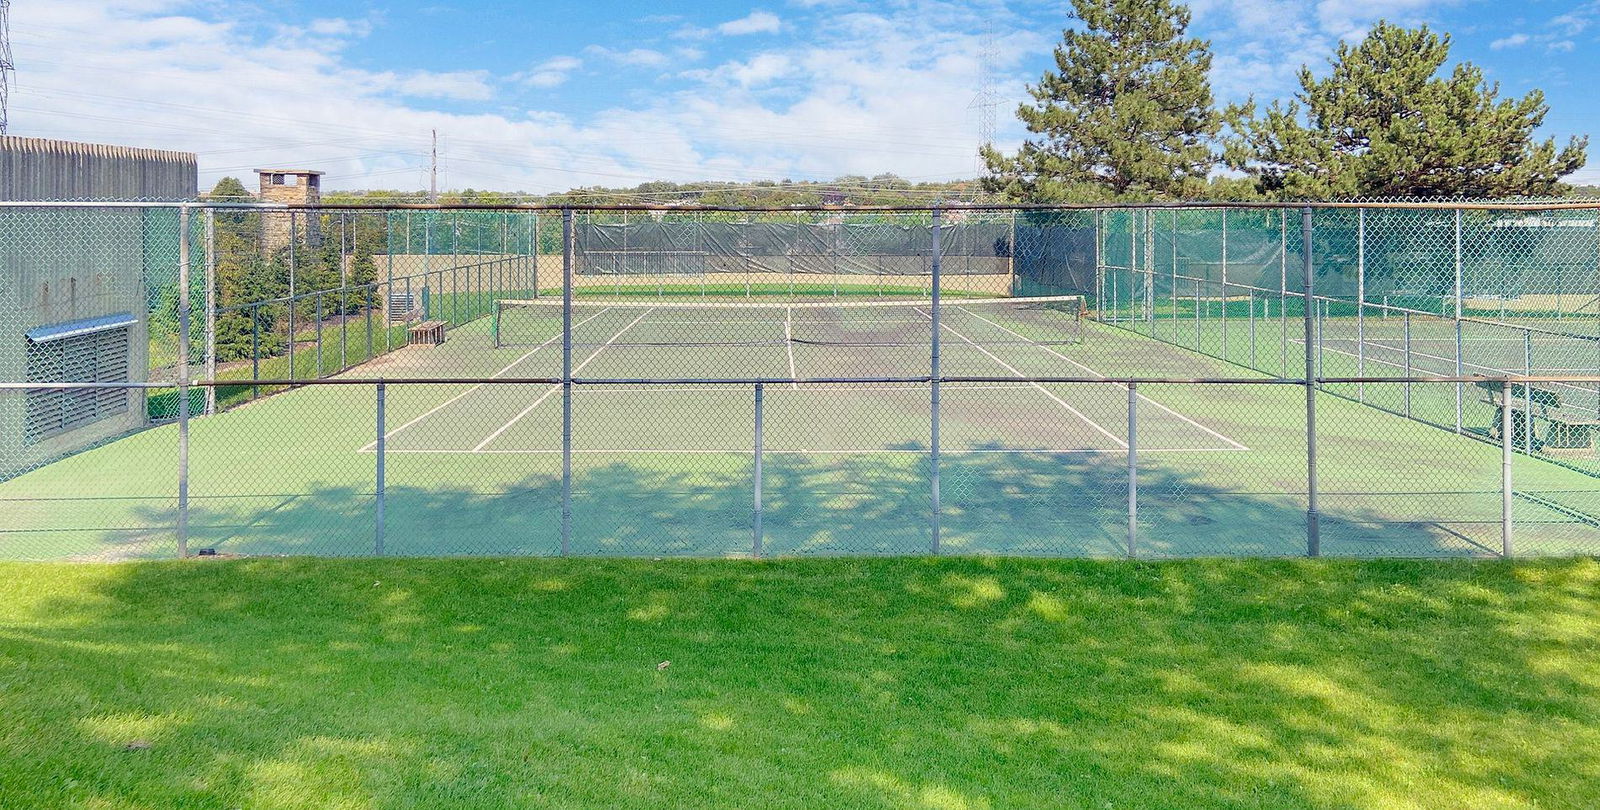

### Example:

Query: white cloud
xmin=717 ymin=11 xmax=782 ymax=36
xmin=388 ymin=70 xmax=493 ymax=100
xmin=723 ymin=53 xmax=794 ymax=87
xmin=14 ymin=0 xmax=1576 ymax=196
xmin=518 ymin=55 xmax=582 ymax=88
xmin=1547 ymin=39 xmax=1577 ymax=52
xmin=583 ymin=45 xmax=672 ymax=68
xmin=1490 ymin=33 xmax=1530 ymax=49
xmin=1313 ymin=0 xmax=1455 ymax=40
xmin=671 ymin=24 xmax=712 ymax=40
xmin=307 ymin=17 xmax=372 ymax=38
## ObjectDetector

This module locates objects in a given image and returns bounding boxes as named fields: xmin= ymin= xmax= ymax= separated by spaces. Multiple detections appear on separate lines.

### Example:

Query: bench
xmin=1476 ymin=380 xmax=1600 ymax=455
xmin=407 ymin=320 xmax=447 ymax=346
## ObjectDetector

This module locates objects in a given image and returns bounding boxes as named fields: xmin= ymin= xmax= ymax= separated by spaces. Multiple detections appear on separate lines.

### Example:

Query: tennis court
xmin=5 ymin=201 xmax=1600 ymax=561
xmin=5 ymin=300 xmax=1597 ymax=561
xmin=371 ymin=297 xmax=1238 ymax=458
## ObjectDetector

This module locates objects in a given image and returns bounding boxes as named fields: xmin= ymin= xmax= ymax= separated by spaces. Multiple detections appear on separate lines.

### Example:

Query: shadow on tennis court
xmin=70 ymin=446 xmax=1524 ymax=559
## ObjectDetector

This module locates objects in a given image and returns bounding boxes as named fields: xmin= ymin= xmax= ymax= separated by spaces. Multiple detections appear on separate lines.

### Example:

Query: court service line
xmin=471 ymin=309 xmax=654 ymax=451
xmin=918 ymin=309 xmax=1128 ymax=448
xmin=358 ymin=307 xmax=615 ymax=451
xmin=368 ymin=446 xmax=1251 ymax=456
xmin=961 ymin=308 xmax=1251 ymax=450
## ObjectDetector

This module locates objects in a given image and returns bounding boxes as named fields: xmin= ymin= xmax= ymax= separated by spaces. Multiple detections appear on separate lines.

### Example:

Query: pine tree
xmin=981 ymin=0 xmax=1219 ymax=201
xmin=1225 ymin=21 xmax=1588 ymax=199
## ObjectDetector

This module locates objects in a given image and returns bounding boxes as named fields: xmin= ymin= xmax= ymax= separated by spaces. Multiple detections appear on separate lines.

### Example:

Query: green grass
xmin=1 ymin=558 xmax=1597 ymax=808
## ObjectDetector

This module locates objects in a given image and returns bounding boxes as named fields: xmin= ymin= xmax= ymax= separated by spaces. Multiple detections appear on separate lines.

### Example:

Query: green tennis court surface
xmin=4 ymin=304 xmax=1600 ymax=560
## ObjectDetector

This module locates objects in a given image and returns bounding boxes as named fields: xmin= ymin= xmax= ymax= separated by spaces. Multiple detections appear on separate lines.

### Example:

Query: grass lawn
xmin=2 ymin=558 xmax=1598 ymax=808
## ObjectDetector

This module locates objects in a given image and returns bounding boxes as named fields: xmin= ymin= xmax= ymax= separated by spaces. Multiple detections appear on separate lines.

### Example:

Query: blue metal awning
xmin=25 ymin=312 xmax=138 ymax=343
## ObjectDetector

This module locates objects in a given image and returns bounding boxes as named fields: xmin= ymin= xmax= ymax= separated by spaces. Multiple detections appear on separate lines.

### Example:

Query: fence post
xmin=1093 ymin=210 xmax=1103 ymax=318
xmin=177 ymin=205 xmax=192 ymax=559
xmin=1357 ymin=207 xmax=1365 ymax=403
xmin=340 ymin=212 xmax=349 ymax=371
xmin=376 ymin=380 xmax=386 ymax=556
xmin=1009 ymin=208 xmax=1018 ymax=292
xmin=203 ymin=209 xmax=217 ymax=415
xmin=1502 ymin=379 xmax=1513 ymax=558
xmin=1249 ymin=285 xmax=1256 ymax=369
xmin=1302 ymin=207 xmax=1320 ymax=557
xmin=930 ymin=206 xmax=943 ymax=555
xmin=1523 ymin=330 xmax=1533 ymax=454
xmin=1144 ymin=211 xmax=1155 ymax=324
xmin=753 ymin=382 xmax=764 ymax=558
xmin=385 ymin=212 xmax=395 ymax=352
xmin=251 ymin=311 xmax=260 ymax=400
xmin=1194 ymin=277 xmax=1201 ymax=349
xmin=1404 ymin=311 xmax=1412 ymax=418
xmin=1221 ymin=208 xmax=1229 ymax=360
xmin=1171 ymin=209 xmax=1179 ymax=341
xmin=1454 ymin=208 xmax=1464 ymax=433
xmin=1127 ymin=382 xmax=1138 ymax=558
xmin=289 ymin=212 xmax=297 ymax=383
xmin=315 ymin=292 xmax=324 ymax=377
xmin=1280 ymin=210 xmax=1288 ymax=376
xmin=561 ymin=208 xmax=574 ymax=557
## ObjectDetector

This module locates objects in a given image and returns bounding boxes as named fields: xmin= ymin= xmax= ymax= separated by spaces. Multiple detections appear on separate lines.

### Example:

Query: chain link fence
xmin=3 ymin=201 xmax=1599 ymax=559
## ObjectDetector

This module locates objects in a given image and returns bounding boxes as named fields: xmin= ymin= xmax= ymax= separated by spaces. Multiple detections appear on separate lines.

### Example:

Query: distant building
xmin=0 ymin=135 xmax=196 ymax=200
xmin=0 ymin=136 xmax=198 ymax=480
xmin=255 ymin=168 xmax=323 ymax=253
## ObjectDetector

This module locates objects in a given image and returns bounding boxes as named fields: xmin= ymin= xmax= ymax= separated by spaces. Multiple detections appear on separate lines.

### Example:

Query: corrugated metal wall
xmin=0 ymin=136 xmax=197 ymax=201
xmin=1 ymin=137 xmax=194 ymax=479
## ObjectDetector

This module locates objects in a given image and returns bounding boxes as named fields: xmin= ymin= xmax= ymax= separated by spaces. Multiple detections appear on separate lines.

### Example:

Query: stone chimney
xmin=256 ymin=169 xmax=324 ymax=254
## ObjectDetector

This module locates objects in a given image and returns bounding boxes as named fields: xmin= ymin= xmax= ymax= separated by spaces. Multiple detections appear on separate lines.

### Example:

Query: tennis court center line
xmin=471 ymin=308 xmax=654 ymax=452
xmin=960 ymin=307 xmax=1250 ymax=451
xmin=358 ymin=307 xmax=615 ymax=452
xmin=918 ymin=309 xmax=1129 ymax=448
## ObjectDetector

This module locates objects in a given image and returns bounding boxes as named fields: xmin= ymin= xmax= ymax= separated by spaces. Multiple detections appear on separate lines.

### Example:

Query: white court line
xmin=785 ymin=305 xmax=798 ymax=389
xmin=919 ymin=309 xmax=1128 ymax=448
xmin=471 ymin=309 xmax=654 ymax=451
xmin=1303 ymin=338 xmax=1595 ymax=382
xmin=541 ymin=383 xmax=1037 ymax=393
xmin=366 ymin=446 xmax=1250 ymax=455
xmin=1298 ymin=339 xmax=1600 ymax=407
xmin=359 ymin=307 xmax=614 ymax=451
xmin=962 ymin=307 xmax=1251 ymax=450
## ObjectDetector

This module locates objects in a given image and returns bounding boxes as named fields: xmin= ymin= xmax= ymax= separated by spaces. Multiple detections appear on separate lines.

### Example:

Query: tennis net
xmin=492 ymin=295 xmax=1085 ymax=351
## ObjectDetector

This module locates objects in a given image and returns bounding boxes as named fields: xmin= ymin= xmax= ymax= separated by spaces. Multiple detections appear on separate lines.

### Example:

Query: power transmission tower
xmin=967 ymin=23 xmax=1000 ymax=173
xmin=1 ymin=0 xmax=15 ymax=135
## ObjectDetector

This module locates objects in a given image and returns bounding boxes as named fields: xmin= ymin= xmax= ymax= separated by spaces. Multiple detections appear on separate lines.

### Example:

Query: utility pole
xmin=429 ymin=128 xmax=438 ymax=202
xmin=1 ymin=0 xmax=15 ymax=135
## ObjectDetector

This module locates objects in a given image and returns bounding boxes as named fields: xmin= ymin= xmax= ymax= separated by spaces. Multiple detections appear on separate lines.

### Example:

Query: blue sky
xmin=8 ymin=0 xmax=1599 ymax=192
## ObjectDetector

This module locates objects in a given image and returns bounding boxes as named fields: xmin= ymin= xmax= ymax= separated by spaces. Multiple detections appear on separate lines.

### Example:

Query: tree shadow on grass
xmin=1 ymin=557 xmax=1598 ymax=808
